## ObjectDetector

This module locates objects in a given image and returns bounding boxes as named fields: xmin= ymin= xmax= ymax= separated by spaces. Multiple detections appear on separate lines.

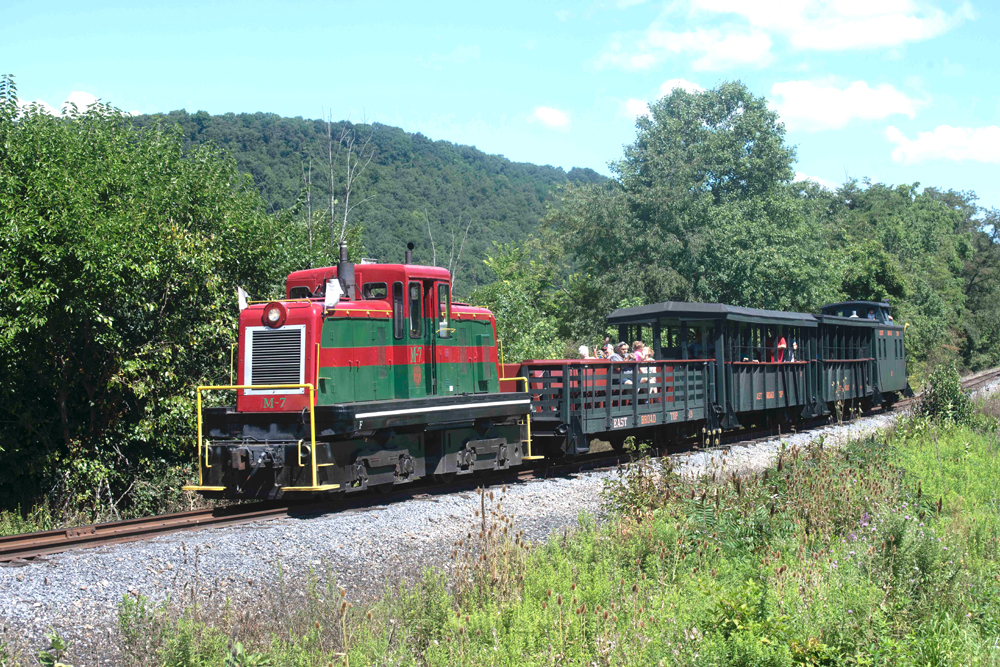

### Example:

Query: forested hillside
xmin=131 ymin=110 xmax=603 ymax=294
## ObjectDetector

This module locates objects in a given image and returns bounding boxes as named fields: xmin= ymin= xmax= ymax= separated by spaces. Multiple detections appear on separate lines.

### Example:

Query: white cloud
xmin=597 ymin=1 xmax=973 ymax=71
xmin=16 ymin=98 xmax=59 ymax=115
xmin=771 ymin=80 xmax=919 ymax=131
xmin=691 ymin=0 xmax=975 ymax=51
xmin=555 ymin=9 xmax=573 ymax=21
xmin=647 ymin=27 xmax=773 ymax=70
xmin=63 ymin=91 xmax=99 ymax=112
xmin=794 ymin=171 xmax=838 ymax=190
xmin=660 ymin=78 xmax=704 ymax=95
xmin=629 ymin=53 xmax=657 ymax=69
xmin=596 ymin=26 xmax=771 ymax=71
xmin=885 ymin=125 xmax=1000 ymax=164
xmin=625 ymin=98 xmax=651 ymax=119
xmin=16 ymin=90 xmax=102 ymax=117
xmin=533 ymin=106 xmax=570 ymax=128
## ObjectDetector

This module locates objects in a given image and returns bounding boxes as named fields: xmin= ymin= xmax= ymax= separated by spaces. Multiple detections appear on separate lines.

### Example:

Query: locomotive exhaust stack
xmin=336 ymin=241 xmax=356 ymax=300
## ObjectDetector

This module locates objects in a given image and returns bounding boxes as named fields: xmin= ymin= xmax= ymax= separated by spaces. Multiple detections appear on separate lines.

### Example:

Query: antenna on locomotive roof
xmin=405 ymin=241 xmax=414 ymax=264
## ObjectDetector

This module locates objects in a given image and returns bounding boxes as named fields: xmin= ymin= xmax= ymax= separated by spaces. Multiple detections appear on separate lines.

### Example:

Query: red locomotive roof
xmin=286 ymin=263 xmax=453 ymax=299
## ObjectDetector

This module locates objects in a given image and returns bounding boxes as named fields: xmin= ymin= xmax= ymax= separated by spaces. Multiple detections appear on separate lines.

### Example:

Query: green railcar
xmin=516 ymin=300 xmax=910 ymax=455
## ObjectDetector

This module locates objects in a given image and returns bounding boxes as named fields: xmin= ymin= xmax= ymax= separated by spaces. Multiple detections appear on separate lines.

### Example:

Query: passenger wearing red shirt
xmin=775 ymin=336 xmax=787 ymax=362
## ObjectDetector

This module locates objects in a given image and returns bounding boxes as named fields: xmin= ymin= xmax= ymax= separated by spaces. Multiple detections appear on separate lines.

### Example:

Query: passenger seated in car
xmin=618 ymin=342 xmax=634 ymax=384
xmin=640 ymin=346 xmax=659 ymax=394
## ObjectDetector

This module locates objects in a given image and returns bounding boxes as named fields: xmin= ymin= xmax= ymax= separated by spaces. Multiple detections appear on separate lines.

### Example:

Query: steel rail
xmin=0 ymin=501 xmax=336 ymax=563
xmin=3 ymin=368 xmax=998 ymax=564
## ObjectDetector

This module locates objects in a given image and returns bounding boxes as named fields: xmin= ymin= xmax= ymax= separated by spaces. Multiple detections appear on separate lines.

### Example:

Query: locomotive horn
xmin=405 ymin=241 xmax=414 ymax=265
xmin=337 ymin=241 xmax=356 ymax=300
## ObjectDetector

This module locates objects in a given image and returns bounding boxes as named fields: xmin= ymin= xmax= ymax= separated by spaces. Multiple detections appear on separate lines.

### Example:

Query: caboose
xmin=184 ymin=244 xmax=530 ymax=499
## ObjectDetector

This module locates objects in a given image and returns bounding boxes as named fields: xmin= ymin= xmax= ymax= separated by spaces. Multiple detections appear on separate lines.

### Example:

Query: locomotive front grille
xmin=246 ymin=325 xmax=305 ymax=393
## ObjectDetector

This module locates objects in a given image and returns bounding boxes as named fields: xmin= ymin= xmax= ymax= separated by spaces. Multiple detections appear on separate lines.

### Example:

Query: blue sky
xmin=5 ymin=0 xmax=999 ymax=209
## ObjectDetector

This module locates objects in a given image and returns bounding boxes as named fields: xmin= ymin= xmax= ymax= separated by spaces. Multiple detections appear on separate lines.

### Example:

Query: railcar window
xmin=409 ymin=282 xmax=423 ymax=338
xmin=392 ymin=282 xmax=404 ymax=340
xmin=437 ymin=283 xmax=451 ymax=339
xmin=363 ymin=282 xmax=387 ymax=300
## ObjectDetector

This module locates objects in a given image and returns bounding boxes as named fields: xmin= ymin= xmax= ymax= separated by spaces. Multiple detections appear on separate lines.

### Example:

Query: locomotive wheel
xmin=372 ymin=482 xmax=395 ymax=494
xmin=433 ymin=472 xmax=457 ymax=485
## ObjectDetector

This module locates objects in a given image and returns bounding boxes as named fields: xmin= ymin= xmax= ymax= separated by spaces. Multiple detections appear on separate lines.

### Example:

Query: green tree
xmin=470 ymin=243 xmax=568 ymax=363
xmin=549 ymin=81 xmax=820 ymax=334
xmin=612 ymin=80 xmax=796 ymax=300
xmin=0 ymin=76 xmax=283 ymax=509
xmin=695 ymin=194 xmax=837 ymax=311
xmin=838 ymin=238 xmax=907 ymax=303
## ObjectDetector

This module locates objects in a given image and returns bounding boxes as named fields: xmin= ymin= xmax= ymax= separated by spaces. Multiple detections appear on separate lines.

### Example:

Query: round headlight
xmin=261 ymin=302 xmax=287 ymax=328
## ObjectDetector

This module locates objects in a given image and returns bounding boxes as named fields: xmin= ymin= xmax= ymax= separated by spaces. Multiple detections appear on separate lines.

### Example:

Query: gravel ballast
xmin=3 ymin=375 xmax=998 ymax=660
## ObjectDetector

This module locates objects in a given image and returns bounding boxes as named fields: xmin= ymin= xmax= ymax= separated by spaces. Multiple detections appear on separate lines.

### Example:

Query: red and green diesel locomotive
xmin=184 ymin=245 xmax=911 ymax=500
xmin=184 ymin=244 xmax=531 ymax=499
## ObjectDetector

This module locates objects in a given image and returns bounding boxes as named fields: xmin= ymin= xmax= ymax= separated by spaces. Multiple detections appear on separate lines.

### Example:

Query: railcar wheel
xmin=433 ymin=472 xmax=457 ymax=485
xmin=372 ymin=482 xmax=395 ymax=494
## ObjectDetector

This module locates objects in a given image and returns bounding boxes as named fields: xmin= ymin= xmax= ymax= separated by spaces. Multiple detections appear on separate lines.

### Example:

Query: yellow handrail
xmin=246 ymin=298 xmax=317 ymax=305
xmin=183 ymin=383 xmax=339 ymax=493
xmin=501 ymin=376 xmax=542 ymax=460
xmin=229 ymin=343 xmax=236 ymax=385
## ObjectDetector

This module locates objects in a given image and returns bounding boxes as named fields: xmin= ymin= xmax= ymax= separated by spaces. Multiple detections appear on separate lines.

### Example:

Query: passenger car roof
xmin=607 ymin=301 xmax=818 ymax=327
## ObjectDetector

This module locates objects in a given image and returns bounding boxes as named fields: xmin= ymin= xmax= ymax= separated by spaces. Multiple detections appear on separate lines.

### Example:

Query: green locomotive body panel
xmin=315 ymin=313 xmax=499 ymax=405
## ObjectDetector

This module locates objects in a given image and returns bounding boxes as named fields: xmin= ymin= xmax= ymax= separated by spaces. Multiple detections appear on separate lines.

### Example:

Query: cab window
xmin=363 ymin=282 xmax=387 ymax=300
xmin=437 ymin=283 xmax=451 ymax=338
xmin=408 ymin=282 xmax=423 ymax=338
xmin=392 ymin=282 xmax=404 ymax=339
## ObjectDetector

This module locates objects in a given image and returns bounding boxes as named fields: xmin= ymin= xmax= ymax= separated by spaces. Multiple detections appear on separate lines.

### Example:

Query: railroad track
xmin=4 ymin=368 xmax=999 ymax=564
xmin=0 ymin=500 xmax=331 ymax=563
xmin=0 ymin=453 xmax=631 ymax=564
